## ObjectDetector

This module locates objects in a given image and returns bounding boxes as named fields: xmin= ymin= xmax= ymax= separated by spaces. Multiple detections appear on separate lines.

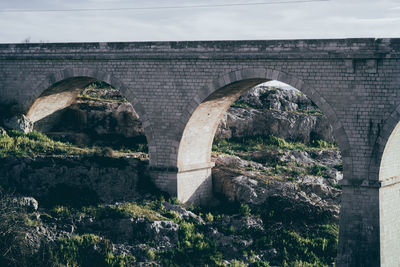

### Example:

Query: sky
xmin=0 ymin=0 xmax=399 ymax=43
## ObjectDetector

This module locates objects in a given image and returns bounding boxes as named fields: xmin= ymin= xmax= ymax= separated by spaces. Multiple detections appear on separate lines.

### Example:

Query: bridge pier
xmin=149 ymin=162 xmax=214 ymax=204
xmin=337 ymin=178 xmax=400 ymax=267
xmin=337 ymin=183 xmax=380 ymax=267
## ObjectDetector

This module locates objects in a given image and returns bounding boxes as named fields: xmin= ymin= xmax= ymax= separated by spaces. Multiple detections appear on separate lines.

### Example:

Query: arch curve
xmin=26 ymin=67 xmax=155 ymax=156
xmin=177 ymin=67 xmax=352 ymax=177
xmin=368 ymin=105 xmax=400 ymax=181
xmin=27 ymin=68 xmax=146 ymax=120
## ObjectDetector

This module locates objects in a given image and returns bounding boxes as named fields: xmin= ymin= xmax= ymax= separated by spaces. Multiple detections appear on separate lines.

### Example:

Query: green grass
xmin=0 ymin=130 xmax=147 ymax=158
xmin=185 ymin=200 xmax=338 ymax=267
xmin=311 ymin=139 xmax=337 ymax=149
xmin=78 ymin=81 xmax=128 ymax=103
xmin=77 ymin=93 xmax=128 ymax=103
xmin=333 ymin=163 xmax=343 ymax=171
xmin=85 ymin=81 xmax=114 ymax=90
xmin=307 ymin=164 xmax=329 ymax=177
xmin=0 ymin=130 xmax=98 ymax=157
xmin=212 ymin=136 xmax=339 ymax=183
xmin=264 ymin=224 xmax=338 ymax=266
xmin=50 ymin=202 xmax=165 ymax=221
xmin=0 ymin=190 xmax=339 ymax=266
xmin=231 ymin=102 xmax=251 ymax=109
xmin=98 ymin=202 xmax=164 ymax=221
xmin=51 ymin=234 xmax=135 ymax=267
xmin=156 ymin=221 xmax=224 ymax=266
xmin=0 ymin=191 xmax=43 ymax=266
xmin=212 ymin=135 xmax=337 ymax=157
xmin=288 ymin=109 xmax=324 ymax=116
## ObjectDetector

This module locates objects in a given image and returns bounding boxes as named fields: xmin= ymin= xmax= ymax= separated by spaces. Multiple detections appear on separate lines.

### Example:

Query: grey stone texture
xmin=1 ymin=38 xmax=400 ymax=266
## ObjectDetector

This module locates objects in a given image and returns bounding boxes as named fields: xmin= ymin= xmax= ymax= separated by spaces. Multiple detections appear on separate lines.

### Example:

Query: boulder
xmin=3 ymin=114 xmax=34 ymax=133
xmin=215 ymin=107 xmax=334 ymax=144
xmin=145 ymin=220 xmax=179 ymax=249
xmin=0 ymin=127 xmax=7 ymax=135
xmin=215 ymin=85 xmax=335 ymax=144
xmin=12 ymin=197 xmax=39 ymax=212
xmin=163 ymin=202 xmax=204 ymax=224
xmin=213 ymin=154 xmax=341 ymax=221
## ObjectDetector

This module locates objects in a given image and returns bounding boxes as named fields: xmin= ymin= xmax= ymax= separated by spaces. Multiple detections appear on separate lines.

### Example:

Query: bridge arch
xmin=367 ymin=104 xmax=400 ymax=265
xmin=177 ymin=67 xmax=352 ymax=179
xmin=368 ymin=105 xmax=400 ymax=182
xmin=26 ymin=67 xmax=155 ymax=158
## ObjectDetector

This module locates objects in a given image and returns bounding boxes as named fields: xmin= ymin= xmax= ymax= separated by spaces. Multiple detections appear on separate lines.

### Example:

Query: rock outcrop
xmin=3 ymin=114 xmax=34 ymax=133
xmin=212 ymin=151 xmax=342 ymax=222
xmin=215 ymin=85 xmax=335 ymax=144
xmin=36 ymin=100 xmax=144 ymax=147
xmin=0 ymin=156 xmax=148 ymax=204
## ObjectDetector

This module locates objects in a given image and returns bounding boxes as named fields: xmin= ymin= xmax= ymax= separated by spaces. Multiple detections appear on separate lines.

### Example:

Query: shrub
xmin=287 ymin=177 xmax=296 ymax=182
xmin=239 ymin=204 xmax=251 ymax=216
xmin=157 ymin=220 xmax=223 ymax=266
xmin=205 ymin=212 xmax=214 ymax=223
xmin=311 ymin=139 xmax=337 ymax=149
xmin=0 ymin=190 xmax=44 ymax=267
xmin=231 ymin=102 xmax=251 ymax=109
xmin=333 ymin=163 xmax=343 ymax=171
xmin=82 ymin=202 xmax=164 ymax=221
xmin=307 ymin=164 xmax=328 ymax=176
xmin=146 ymin=249 xmax=156 ymax=261
xmin=51 ymin=205 xmax=72 ymax=218
xmin=0 ymin=130 xmax=98 ymax=157
xmin=50 ymin=234 xmax=135 ymax=267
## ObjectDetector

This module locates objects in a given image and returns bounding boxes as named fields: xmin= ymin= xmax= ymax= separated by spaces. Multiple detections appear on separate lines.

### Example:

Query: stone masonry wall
xmin=1 ymin=38 xmax=400 ymax=266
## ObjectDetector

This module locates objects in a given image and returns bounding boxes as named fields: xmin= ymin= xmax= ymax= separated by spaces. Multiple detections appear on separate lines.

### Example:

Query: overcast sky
xmin=0 ymin=0 xmax=399 ymax=43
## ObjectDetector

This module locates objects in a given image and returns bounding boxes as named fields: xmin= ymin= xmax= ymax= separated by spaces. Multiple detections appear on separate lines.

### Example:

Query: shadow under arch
xmin=26 ymin=67 xmax=154 ymax=156
xmin=177 ymin=67 xmax=352 ymax=178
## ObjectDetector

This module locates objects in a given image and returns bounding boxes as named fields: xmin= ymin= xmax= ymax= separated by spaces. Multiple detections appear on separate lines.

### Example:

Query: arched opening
xmin=0 ymin=75 xmax=150 ymax=206
xmin=379 ymin=120 xmax=400 ymax=265
xmin=178 ymin=79 xmax=265 ymax=170
xmin=177 ymin=73 xmax=343 ymax=265
xmin=27 ymin=77 xmax=96 ymax=127
xmin=379 ymin=121 xmax=400 ymax=182
xmin=26 ymin=77 xmax=147 ymax=153
xmin=178 ymin=78 xmax=342 ymax=179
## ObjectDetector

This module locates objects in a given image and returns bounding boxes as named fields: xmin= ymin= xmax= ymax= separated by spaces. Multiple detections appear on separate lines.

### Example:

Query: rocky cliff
xmin=216 ymin=85 xmax=334 ymax=144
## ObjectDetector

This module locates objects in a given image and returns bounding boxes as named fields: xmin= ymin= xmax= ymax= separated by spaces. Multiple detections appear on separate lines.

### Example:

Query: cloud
xmin=0 ymin=0 xmax=399 ymax=43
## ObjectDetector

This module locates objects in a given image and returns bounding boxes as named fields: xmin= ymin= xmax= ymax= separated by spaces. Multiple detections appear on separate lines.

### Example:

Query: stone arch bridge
xmin=1 ymin=38 xmax=400 ymax=266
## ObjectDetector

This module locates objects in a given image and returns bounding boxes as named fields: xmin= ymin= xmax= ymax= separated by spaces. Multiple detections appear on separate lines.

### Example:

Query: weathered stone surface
xmin=35 ymin=100 xmax=144 ymax=146
xmin=163 ymin=202 xmax=204 ymax=224
xmin=3 ymin=115 xmax=34 ymax=133
xmin=145 ymin=220 xmax=179 ymax=249
xmin=220 ymin=215 xmax=264 ymax=232
xmin=212 ymin=153 xmax=342 ymax=221
xmin=12 ymin=197 xmax=39 ymax=212
xmin=1 ymin=39 xmax=399 ymax=265
xmin=0 ymin=127 xmax=6 ymax=135
xmin=215 ymin=86 xmax=334 ymax=144
xmin=0 ymin=156 xmax=147 ymax=203
xmin=76 ymin=216 xmax=179 ymax=249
